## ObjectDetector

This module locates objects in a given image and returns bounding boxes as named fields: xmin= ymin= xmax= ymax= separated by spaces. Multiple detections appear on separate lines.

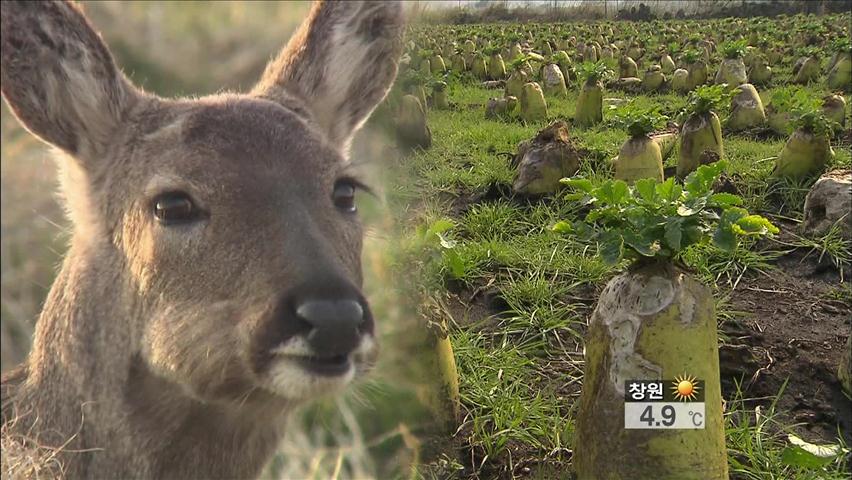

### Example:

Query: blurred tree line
xmin=82 ymin=1 xmax=312 ymax=96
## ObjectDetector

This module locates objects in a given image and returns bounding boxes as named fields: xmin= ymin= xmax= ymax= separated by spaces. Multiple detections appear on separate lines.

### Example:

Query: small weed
xmin=773 ymin=221 xmax=852 ymax=280
xmin=726 ymin=380 xmax=850 ymax=479
xmin=822 ymin=284 xmax=852 ymax=304
xmin=682 ymin=240 xmax=782 ymax=289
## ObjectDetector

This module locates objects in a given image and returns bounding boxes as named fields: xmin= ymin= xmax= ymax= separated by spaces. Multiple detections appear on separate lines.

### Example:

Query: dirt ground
xmin=720 ymin=220 xmax=852 ymax=446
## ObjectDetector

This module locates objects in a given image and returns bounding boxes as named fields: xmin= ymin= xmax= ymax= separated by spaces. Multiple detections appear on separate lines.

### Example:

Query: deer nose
xmin=295 ymin=299 xmax=366 ymax=355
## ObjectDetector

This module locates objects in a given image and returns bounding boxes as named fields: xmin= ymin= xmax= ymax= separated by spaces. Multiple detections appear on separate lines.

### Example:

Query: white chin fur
xmin=264 ymin=336 xmax=375 ymax=400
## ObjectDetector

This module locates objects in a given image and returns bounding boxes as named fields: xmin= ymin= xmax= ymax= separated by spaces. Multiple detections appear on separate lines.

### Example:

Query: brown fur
xmin=0 ymin=1 xmax=404 ymax=478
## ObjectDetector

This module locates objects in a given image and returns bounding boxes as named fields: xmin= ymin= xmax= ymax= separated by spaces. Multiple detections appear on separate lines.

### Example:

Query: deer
xmin=0 ymin=0 xmax=404 ymax=478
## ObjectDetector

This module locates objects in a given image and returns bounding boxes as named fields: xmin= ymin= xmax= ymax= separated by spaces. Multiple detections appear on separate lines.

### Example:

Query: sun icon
xmin=671 ymin=375 xmax=700 ymax=402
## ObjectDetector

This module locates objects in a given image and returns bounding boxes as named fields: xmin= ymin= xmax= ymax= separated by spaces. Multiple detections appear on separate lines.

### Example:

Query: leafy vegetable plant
xmin=508 ymin=54 xmax=533 ymax=72
xmin=683 ymin=84 xmax=735 ymax=116
xmin=721 ymin=40 xmax=748 ymax=59
xmin=576 ymin=61 xmax=613 ymax=84
xmin=666 ymin=41 xmax=680 ymax=55
xmin=768 ymin=86 xmax=818 ymax=112
xmin=795 ymin=45 xmax=821 ymax=60
xmin=483 ymin=45 xmax=502 ymax=56
xmin=611 ymin=103 xmax=668 ymax=138
xmin=554 ymin=161 xmax=779 ymax=265
xmin=781 ymin=434 xmax=850 ymax=469
xmin=830 ymin=36 xmax=851 ymax=54
xmin=790 ymin=107 xmax=839 ymax=138
xmin=768 ymin=88 xmax=840 ymax=136
xmin=682 ymin=49 xmax=702 ymax=65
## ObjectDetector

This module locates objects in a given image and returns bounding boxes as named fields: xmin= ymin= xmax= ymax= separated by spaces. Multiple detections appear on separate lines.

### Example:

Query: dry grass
xmin=1 ymin=409 xmax=68 ymax=480
xmin=83 ymin=1 xmax=312 ymax=95
xmin=1 ymin=432 xmax=65 ymax=480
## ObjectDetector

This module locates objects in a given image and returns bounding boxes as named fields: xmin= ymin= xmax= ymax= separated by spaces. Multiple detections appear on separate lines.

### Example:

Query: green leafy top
xmin=796 ymin=45 xmax=821 ymax=60
xmin=576 ymin=61 xmax=613 ymax=84
xmin=752 ymin=35 xmax=770 ymax=48
xmin=550 ymin=50 xmax=571 ymax=65
xmin=611 ymin=104 xmax=668 ymax=138
xmin=721 ymin=39 xmax=748 ymax=59
xmin=400 ymin=69 xmax=431 ymax=89
xmin=684 ymin=84 xmax=735 ymax=116
xmin=666 ymin=41 xmax=681 ymax=55
xmin=750 ymin=52 xmax=769 ymax=66
xmin=483 ymin=45 xmax=503 ymax=56
xmin=553 ymin=161 xmax=779 ymax=266
xmin=768 ymin=87 xmax=838 ymax=136
xmin=508 ymin=55 xmax=534 ymax=72
xmin=790 ymin=107 xmax=839 ymax=138
xmin=830 ymin=36 xmax=851 ymax=54
xmin=799 ymin=22 xmax=826 ymax=34
xmin=682 ymin=49 xmax=702 ymax=65
xmin=768 ymin=86 xmax=817 ymax=112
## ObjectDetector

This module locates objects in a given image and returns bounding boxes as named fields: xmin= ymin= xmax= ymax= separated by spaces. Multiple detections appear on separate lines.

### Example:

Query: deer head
xmin=1 ymin=1 xmax=403 ymax=476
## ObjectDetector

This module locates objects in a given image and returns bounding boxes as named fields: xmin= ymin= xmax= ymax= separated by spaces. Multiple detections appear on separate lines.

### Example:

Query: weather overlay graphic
xmin=624 ymin=377 xmax=706 ymax=429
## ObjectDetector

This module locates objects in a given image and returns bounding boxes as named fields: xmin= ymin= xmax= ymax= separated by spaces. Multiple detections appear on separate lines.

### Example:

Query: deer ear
xmin=252 ymin=0 xmax=404 ymax=149
xmin=0 ymin=0 xmax=139 ymax=161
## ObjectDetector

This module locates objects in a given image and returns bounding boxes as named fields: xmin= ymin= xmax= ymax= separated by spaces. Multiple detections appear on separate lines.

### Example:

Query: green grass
xmin=681 ymin=240 xmax=783 ymax=289
xmin=773 ymin=222 xmax=852 ymax=281
xmin=454 ymin=327 xmax=574 ymax=462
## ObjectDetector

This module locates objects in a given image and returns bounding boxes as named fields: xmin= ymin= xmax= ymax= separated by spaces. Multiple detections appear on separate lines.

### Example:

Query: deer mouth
xmin=269 ymin=339 xmax=361 ymax=377
xmin=257 ymin=335 xmax=376 ymax=399
xmin=289 ymin=354 xmax=352 ymax=376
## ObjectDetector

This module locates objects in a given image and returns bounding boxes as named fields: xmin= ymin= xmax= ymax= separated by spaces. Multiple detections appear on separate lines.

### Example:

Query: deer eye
xmin=152 ymin=192 xmax=200 ymax=225
xmin=332 ymin=181 xmax=357 ymax=213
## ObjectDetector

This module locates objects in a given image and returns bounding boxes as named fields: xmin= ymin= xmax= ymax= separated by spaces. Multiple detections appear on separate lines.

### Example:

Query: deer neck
xmin=17 ymin=242 xmax=287 ymax=478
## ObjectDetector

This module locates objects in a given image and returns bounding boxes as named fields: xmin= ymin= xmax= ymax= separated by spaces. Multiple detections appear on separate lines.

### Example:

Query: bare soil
xmin=719 ymin=220 xmax=852 ymax=446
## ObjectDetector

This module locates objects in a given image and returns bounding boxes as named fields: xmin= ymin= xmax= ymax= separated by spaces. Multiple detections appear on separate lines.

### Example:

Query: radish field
xmin=385 ymin=11 xmax=852 ymax=480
